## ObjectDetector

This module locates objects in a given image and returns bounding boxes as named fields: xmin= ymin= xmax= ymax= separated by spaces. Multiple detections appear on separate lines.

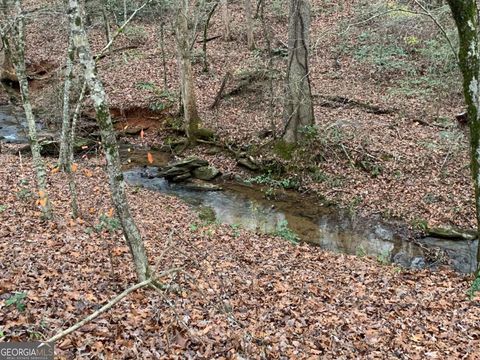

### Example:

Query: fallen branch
xmin=210 ymin=71 xmax=232 ymax=109
xmin=46 ymin=268 xmax=180 ymax=344
xmin=94 ymin=45 xmax=139 ymax=61
xmin=196 ymin=35 xmax=222 ymax=43
xmin=46 ymin=278 xmax=152 ymax=344
xmin=314 ymin=94 xmax=396 ymax=115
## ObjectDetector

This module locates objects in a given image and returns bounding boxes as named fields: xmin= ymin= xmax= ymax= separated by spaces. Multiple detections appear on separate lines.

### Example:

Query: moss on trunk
xmin=447 ymin=0 xmax=480 ymax=271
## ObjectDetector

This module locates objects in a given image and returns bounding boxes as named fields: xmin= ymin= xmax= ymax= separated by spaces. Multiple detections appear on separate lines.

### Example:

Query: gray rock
xmin=171 ymin=173 xmax=191 ymax=182
xmin=182 ymin=179 xmax=223 ymax=191
xmin=411 ymin=257 xmax=426 ymax=269
xmin=170 ymin=157 xmax=208 ymax=170
xmin=237 ymin=157 xmax=259 ymax=171
xmin=193 ymin=166 xmax=220 ymax=181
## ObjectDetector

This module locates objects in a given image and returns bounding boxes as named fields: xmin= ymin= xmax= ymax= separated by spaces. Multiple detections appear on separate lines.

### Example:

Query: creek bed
xmin=124 ymin=166 xmax=478 ymax=274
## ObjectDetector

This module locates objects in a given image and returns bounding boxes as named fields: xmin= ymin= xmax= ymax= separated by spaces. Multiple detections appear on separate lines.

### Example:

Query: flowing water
xmin=0 ymin=104 xmax=30 ymax=143
xmin=1 ymin=104 xmax=477 ymax=273
xmin=123 ymin=166 xmax=478 ymax=273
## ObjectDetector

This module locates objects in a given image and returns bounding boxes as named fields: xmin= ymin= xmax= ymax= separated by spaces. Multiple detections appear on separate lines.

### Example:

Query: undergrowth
xmin=337 ymin=1 xmax=460 ymax=100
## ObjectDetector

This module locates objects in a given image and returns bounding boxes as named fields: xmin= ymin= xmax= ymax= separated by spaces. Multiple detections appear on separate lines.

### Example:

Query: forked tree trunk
xmin=244 ymin=0 xmax=255 ymax=50
xmin=283 ymin=0 xmax=314 ymax=144
xmin=67 ymin=0 xmax=151 ymax=281
xmin=174 ymin=0 xmax=201 ymax=142
xmin=1 ymin=0 xmax=52 ymax=218
xmin=447 ymin=0 xmax=480 ymax=273
xmin=221 ymin=0 xmax=232 ymax=41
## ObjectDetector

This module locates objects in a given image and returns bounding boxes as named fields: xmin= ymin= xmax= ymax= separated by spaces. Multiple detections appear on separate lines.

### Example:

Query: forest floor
xmin=18 ymin=0 xmax=474 ymax=230
xmin=2 ymin=0 xmax=480 ymax=358
xmin=0 ymin=148 xmax=480 ymax=358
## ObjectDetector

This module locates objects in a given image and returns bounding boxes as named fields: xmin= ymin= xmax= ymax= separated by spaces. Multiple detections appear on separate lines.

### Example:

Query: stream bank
xmin=1 ymin=103 xmax=477 ymax=273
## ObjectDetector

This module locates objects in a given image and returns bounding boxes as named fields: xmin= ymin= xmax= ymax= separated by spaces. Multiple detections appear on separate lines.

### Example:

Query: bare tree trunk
xmin=174 ymin=0 xmax=201 ymax=142
xmin=159 ymin=22 xmax=168 ymax=90
xmin=102 ymin=7 xmax=112 ymax=43
xmin=68 ymin=0 xmax=151 ymax=281
xmin=58 ymin=33 xmax=74 ymax=170
xmin=0 ymin=45 xmax=16 ymax=83
xmin=1 ymin=0 xmax=52 ymax=218
xmin=58 ymin=30 xmax=80 ymax=218
xmin=221 ymin=0 xmax=231 ymax=41
xmin=202 ymin=2 xmax=217 ymax=72
xmin=260 ymin=0 xmax=276 ymax=137
xmin=447 ymin=0 xmax=480 ymax=273
xmin=283 ymin=0 xmax=314 ymax=144
xmin=244 ymin=0 xmax=255 ymax=50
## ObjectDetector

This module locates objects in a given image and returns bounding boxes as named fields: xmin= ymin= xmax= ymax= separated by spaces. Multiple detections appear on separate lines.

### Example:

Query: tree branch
xmin=95 ymin=0 xmax=152 ymax=62
xmin=46 ymin=278 xmax=153 ymax=344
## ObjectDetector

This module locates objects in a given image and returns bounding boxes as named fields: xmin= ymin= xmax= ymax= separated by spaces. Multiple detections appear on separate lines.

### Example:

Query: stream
xmin=0 ymin=104 xmax=31 ymax=143
xmin=1 ymin=104 xmax=477 ymax=273
xmin=123 ymin=165 xmax=478 ymax=273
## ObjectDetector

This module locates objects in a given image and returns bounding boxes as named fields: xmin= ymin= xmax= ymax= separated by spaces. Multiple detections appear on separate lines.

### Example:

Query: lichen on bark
xmin=67 ymin=0 xmax=151 ymax=281
xmin=448 ymin=0 xmax=480 ymax=272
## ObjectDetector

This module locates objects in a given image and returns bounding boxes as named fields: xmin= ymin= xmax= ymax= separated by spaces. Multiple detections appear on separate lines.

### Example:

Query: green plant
xmin=412 ymin=218 xmax=429 ymax=231
xmin=274 ymin=220 xmax=300 ymax=245
xmin=135 ymin=82 xmax=175 ymax=112
xmin=16 ymin=188 xmax=32 ymax=200
xmin=311 ymin=169 xmax=329 ymax=183
xmin=95 ymin=214 xmax=121 ymax=233
xmin=356 ymin=245 xmax=367 ymax=257
xmin=273 ymin=140 xmax=296 ymax=160
xmin=5 ymin=292 xmax=27 ymax=312
xmin=247 ymin=171 xmax=299 ymax=191
xmin=198 ymin=206 xmax=216 ymax=225
xmin=189 ymin=223 xmax=198 ymax=232
xmin=348 ymin=196 xmax=363 ymax=217
xmin=299 ymin=125 xmax=319 ymax=142
xmin=0 ymin=205 xmax=7 ymax=212
xmin=468 ymin=276 xmax=480 ymax=299
xmin=376 ymin=250 xmax=390 ymax=265
xmin=230 ymin=224 xmax=241 ymax=238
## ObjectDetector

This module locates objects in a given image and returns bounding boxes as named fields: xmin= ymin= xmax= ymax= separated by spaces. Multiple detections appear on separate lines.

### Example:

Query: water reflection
xmin=124 ymin=167 xmax=477 ymax=273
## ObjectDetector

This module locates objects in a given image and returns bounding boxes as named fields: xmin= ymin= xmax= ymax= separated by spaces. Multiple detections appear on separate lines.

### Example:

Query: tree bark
xmin=244 ymin=0 xmax=255 ymax=50
xmin=447 ymin=0 xmax=480 ymax=273
xmin=1 ymin=0 xmax=52 ymax=218
xmin=67 ymin=0 xmax=151 ymax=281
xmin=202 ymin=2 xmax=218 ymax=72
xmin=221 ymin=0 xmax=232 ymax=41
xmin=174 ymin=0 xmax=201 ymax=142
xmin=58 ymin=33 xmax=75 ymax=170
xmin=283 ymin=0 xmax=314 ymax=144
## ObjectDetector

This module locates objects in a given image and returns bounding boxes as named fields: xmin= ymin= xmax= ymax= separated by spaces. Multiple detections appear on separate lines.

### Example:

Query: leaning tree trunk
xmin=283 ymin=0 xmax=314 ymax=144
xmin=67 ymin=0 xmax=151 ymax=281
xmin=447 ymin=0 xmax=480 ymax=273
xmin=174 ymin=0 xmax=201 ymax=142
xmin=244 ymin=0 xmax=255 ymax=50
xmin=1 ymin=0 xmax=52 ymax=218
